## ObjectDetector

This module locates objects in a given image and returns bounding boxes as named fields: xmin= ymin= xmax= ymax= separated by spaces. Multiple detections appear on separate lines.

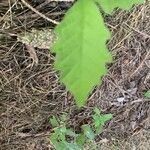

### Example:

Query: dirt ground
xmin=0 ymin=0 xmax=150 ymax=150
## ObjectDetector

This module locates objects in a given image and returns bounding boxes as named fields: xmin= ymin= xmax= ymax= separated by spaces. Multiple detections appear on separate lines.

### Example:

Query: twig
xmin=130 ymin=50 xmax=150 ymax=77
xmin=125 ymin=23 xmax=150 ymax=39
xmin=20 ymin=0 xmax=59 ymax=25
xmin=0 ymin=0 xmax=18 ymax=22
xmin=16 ymin=131 xmax=50 ymax=138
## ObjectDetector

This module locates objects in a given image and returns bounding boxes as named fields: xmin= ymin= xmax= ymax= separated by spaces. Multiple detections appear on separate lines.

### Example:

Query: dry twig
xmin=20 ymin=0 xmax=59 ymax=25
xmin=130 ymin=50 xmax=150 ymax=77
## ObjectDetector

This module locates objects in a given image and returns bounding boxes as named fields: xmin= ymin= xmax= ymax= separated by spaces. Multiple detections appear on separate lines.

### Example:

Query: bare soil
xmin=0 ymin=0 xmax=150 ymax=150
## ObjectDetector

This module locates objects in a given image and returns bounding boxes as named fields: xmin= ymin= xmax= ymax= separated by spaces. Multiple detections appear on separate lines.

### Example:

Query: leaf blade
xmin=145 ymin=90 xmax=150 ymax=98
xmin=96 ymin=0 xmax=144 ymax=14
xmin=52 ymin=0 xmax=112 ymax=107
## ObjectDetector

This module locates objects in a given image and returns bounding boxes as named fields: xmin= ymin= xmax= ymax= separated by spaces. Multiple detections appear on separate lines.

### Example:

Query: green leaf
xmin=52 ymin=0 xmax=112 ymax=107
xmin=60 ymin=113 xmax=67 ymax=123
xmin=53 ymin=126 xmax=66 ymax=141
xmin=93 ymin=107 xmax=101 ymax=115
xmin=92 ymin=113 xmax=112 ymax=134
xmin=65 ymin=129 xmax=77 ymax=137
xmin=82 ymin=125 xmax=95 ymax=140
xmin=99 ymin=114 xmax=113 ymax=125
xmin=50 ymin=133 xmax=66 ymax=150
xmin=49 ymin=116 xmax=59 ymax=127
xmin=64 ymin=142 xmax=82 ymax=150
xmin=96 ymin=0 xmax=144 ymax=14
xmin=145 ymin=90 xmax=150 ymax=98
xmin=76 ymin=133 xmax=86 ymax=146
xmin=59 ymin=126 xmax=67 ymax=133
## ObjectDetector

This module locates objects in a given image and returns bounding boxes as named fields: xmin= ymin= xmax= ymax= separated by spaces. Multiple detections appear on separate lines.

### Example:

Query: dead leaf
xmin=25 ymin=44 xmax=38 ymax=65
